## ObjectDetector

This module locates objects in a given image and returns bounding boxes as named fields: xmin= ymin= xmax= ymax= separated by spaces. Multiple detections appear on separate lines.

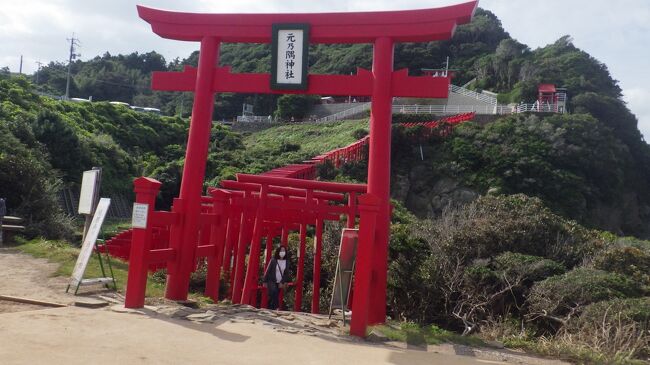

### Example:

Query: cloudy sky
xmin=1 ymin=0 xmax=648 ymax=140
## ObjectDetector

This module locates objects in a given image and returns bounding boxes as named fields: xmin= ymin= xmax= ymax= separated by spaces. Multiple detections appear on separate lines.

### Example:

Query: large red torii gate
xmin=127 ymin=1 xmax=477 ymax=336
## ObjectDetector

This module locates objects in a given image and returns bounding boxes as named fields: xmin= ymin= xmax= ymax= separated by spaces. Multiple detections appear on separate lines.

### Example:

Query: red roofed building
xmin=537 ymin=83 xmax=567 ymax=113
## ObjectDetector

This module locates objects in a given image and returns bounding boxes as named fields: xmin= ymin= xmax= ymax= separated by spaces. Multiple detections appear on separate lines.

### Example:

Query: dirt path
xmin=0 ymin=248 xmax=75 ymax=312
xmin=0 ymin=306 xmax=568 ymax=365
xmin=0 ymin=248 xmax=569 ymax=365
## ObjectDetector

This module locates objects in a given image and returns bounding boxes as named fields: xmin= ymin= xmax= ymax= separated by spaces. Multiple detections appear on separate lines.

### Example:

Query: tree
xmin=274 ymin=94 xmax=319 ymax=120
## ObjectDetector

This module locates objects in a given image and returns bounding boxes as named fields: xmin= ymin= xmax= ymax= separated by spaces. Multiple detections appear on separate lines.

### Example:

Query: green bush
xmin=385 ymin=194 xmax=606 ymax=328
xmin=564 ymin=297 xmax=650 ymax=359
xmin=274 ymin=94 xmax=319 ymax=120
xmin=571 ymin=297 xmax=650 ymax=331
xmin=491 ymin=252 xmax=566 ymax=283
xmin=527 ymin=268 xmax=645 ymax=323
xmin=401 ymin=322 xmax=427 ymax=346
xmin=594 ymin=245 xmax=650 ymax=286
xmin=278 ymin=142 xmax=301 ymax=153
xmin=413 ymin=194 xmax=604 ymax=268
xmin=391 ymin=113 xmax=439 ymax=124
xmin=351 ymin=128 xmax=368 ymax=140
xmin=0 ymin=119 xmax=74 ymax=239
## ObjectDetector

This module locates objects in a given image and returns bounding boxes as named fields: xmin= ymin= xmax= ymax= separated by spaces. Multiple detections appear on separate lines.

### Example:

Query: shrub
xmin=316 ymin=159 xmax=337 ymax=180
xmin=391 ymin=113 xmax=439 ymax=124
xmin=401 ymin=322 xmax=427 ymax=346
xmin=593 ymin=245 xmax=650 ymax=286
xmin=563 ymin=297 xmax=650 ymax=360
xmin=351 ymin=128 xmax=368 ymax=140
xmin=388 ymin=194 xmax=605 ymax=329
xmin=527 ymin=268 xmax=645 ymax=327
xmin=278 ymin=142 xmax=301 ymax=153
xmin=413 ymin=194 xmax=604 ymax=268
xmin=491 ymin=252 xmax=566 ymax=283
xmin=452 ymin=253 xmax=565 ymax=333
xmin=0 ymin=121 xmax=74 ymax=239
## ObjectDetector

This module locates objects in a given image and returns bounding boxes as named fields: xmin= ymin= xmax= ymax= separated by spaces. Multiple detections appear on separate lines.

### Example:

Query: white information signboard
xmin=69 ymin=198 xmax=111 ymax=289
xmin=78 ymin=170 xmax=100 ymax=215
xmin=271 ymin=24 xmax=310 ymax=90
xmin=131 ymin=203 xmax=149 ymax=229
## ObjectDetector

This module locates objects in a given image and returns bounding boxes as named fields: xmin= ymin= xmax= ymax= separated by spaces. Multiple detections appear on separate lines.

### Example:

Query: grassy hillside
xmin=243 ymin=119 xmax=367 ymax=167
xmin=0 ymin=74 xmax=370 ymax=234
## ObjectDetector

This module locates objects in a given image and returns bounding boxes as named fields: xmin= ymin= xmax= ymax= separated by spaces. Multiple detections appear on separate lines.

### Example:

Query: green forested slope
xmin=0 ymin=75 xmax=367 ymax=237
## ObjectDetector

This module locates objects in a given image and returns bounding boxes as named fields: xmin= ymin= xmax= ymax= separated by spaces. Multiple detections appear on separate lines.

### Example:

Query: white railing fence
xmin=449 ymin=84 xmax=498 ymax=105
xmin=316 ymin=102 xmax=371 ymax=123
xmin=392 ymin=104 xmax=502 ymax=115
xmin=236 ymin=115 xmax=273 ymax=123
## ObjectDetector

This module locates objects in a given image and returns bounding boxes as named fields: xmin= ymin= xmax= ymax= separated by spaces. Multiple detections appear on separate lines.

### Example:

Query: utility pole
xmin=65 ymin=33 xmax=80 ymax=100
xmin=444 ymin=56 xmax=449 ymax=77
xmin=35 ymin=61 xmax=43 ymax=84
xmin=19 ymin=55 xmax=23 ymax=74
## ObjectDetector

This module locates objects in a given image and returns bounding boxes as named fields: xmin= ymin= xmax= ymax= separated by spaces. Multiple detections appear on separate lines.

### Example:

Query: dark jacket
xmin=263 ymin=258 xmax=291 ymax=284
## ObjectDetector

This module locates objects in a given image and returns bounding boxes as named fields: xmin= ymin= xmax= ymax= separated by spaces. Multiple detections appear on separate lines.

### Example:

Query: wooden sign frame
xmin=270 ymin=23 xmax=310 ymax=90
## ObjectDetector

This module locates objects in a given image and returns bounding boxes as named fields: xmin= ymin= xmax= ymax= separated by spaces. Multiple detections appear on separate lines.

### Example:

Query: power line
xmin=65 ymin=33 xmax=81 ymax=99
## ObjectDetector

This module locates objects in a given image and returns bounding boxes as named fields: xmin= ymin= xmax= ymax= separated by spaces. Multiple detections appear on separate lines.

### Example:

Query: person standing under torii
xmin=263 ymin=246 xmax=291 ymax=310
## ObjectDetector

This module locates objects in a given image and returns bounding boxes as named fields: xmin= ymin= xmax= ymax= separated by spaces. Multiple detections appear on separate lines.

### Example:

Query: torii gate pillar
xmin=367 ymin=37 xmax=394 ymax=324
xmin=165 ymin=38 xmax=220 ymax=299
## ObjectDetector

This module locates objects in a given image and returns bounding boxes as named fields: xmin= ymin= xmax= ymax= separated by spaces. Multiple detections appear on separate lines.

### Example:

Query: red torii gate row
xmin=102 ymin=135 xmax=371 ymax=266
xmin=102 ymin=110 xmax=475 ymax=266
xmin=123 ymin=174 xmax=371 ymax=325
xmin=122 ymin=1 xmax=477 ymax=337
xmin=215 ymin=175 xmax=366 ymax=311
xmin=105 ymin=112 xmax=474 ymax=310
xmin=400 ymin=112 xmax=476 ymax=128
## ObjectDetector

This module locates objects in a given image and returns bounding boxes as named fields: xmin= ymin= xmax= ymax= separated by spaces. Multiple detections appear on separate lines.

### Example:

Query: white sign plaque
xmin=271 ymin=24 xmax=310 ymax=90
xmin=276 ymin=30 xmax=303 ymax=85
xmin=132 ymin=203 xmax=149 ymax=229
xmin=69 ymin=198 xmax=111 ymax=288
xmin=78 ymin=170 xmax=100 ymax=215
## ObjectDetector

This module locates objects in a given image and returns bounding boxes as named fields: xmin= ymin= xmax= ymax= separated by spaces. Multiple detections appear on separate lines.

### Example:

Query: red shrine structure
xmin=122 ymin=1 xmax=477 ymax=337
xmin=536 ymin=84 xmax=568 ymax=113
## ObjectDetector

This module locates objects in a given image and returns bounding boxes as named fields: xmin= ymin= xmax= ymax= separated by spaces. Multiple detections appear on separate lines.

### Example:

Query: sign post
xmin=78 ymin=167 xmax=102 ymax=243
xmin=67 ymin=198 xmax=116 ymax=294
xmin=328 ymin=228 xmax=359 ymax=325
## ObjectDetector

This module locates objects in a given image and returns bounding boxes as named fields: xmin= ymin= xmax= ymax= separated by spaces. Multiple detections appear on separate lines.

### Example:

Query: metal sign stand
xmin=67 ymin=198 xmax=116 ymax=294
xmin=328 ymin=228 xmax=358 ymax=325
xmin=66 ymin=168 xmax=116 ymax=295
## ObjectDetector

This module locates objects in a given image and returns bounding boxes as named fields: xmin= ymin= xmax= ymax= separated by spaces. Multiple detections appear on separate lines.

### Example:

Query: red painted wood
xmin=241 ymin=185 xmax=269 ymax=305
xmin=311 ymin=209 xmax=324 ymax=314
xmin=152 ymin=66 xmax=451 ymax=98
xmin=294 ymin=222 xmax=307 ymax=312
xmin=350 ymin=194 xmax=380 ymax=337
xmin=125 ymin=177 xmax=162 ymax=308
xmin=165 ymin=37 xmax=220 ymax=301
xmin=366 ymin=37 xmax=394 ymax=324
xmin=137 ymin=2 xmax=477 ymax=43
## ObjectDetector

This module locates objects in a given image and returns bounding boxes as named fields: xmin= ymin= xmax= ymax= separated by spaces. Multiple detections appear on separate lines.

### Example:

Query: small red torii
xmin=125 ymin=1 xmax=477 ymax=337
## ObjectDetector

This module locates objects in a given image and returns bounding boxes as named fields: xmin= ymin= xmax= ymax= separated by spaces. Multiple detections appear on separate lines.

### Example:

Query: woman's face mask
xmin=279 ymin=250 xmax=286 ymax=258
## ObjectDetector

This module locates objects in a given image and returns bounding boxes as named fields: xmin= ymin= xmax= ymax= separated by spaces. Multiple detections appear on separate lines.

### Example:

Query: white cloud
xmin=624 ymin=88 xmax=650 ymax=142
xmin=1 ymin=0 xmax=648 ymax=140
